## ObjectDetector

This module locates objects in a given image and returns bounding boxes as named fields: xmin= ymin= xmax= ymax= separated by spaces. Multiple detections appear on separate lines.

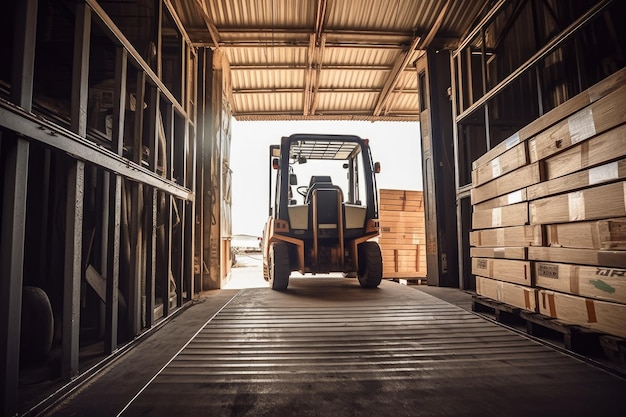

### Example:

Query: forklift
xmin=262 ymin=134 xmax=383 ymax=290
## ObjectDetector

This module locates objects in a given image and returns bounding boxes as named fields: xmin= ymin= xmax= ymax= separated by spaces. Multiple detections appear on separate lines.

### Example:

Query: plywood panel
xmin=476 ymin=276 xmax=537 ymax=312
xmin=529 ymin=85 xmax=626 ymax=163
xmin=471 ymin=258 xmax=532 ymax=286
xmin=529 ymin=181 xmax=626 ymax=224
xmin=538 ymin=289 xmax=626 ymax=338
xmin=469 ymin=225 xmax=543 ymax=247
xmin=534 ymin=261 xmax=626 ymax=304
xmin=545 ymin=218 xmax=626 ymax=249
xmin=472 ymin=66 xmax=626 ymax=170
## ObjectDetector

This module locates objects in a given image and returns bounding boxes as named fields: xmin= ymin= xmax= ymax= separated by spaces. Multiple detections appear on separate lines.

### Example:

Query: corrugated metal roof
xmin=170 ymin=0 xmax=492 ymax=121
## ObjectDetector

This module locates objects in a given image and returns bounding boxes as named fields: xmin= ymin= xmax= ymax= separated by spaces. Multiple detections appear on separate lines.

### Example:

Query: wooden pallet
xmin=472 ymin=295 xmax=603 ymax=356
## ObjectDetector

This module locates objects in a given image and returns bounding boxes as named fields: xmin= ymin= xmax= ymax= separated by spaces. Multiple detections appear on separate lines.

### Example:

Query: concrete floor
xmin=44 ymin=262 xmax=626 ymax=417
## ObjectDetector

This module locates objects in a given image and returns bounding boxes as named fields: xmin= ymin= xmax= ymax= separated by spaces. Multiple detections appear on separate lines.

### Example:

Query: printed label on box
xmin=537 ymin=263 xmax=559 ymax=279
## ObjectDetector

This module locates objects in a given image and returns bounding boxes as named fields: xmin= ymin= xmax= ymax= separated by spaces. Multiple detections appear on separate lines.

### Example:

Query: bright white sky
xmin=230 ymin=120 xmax=423 ymax=236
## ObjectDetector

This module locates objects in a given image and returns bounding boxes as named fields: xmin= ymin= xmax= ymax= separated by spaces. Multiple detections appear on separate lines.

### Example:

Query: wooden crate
xmin=542 ymin=123 xmax=626 ymax=181
xmin=534 ymin=261 xmax=626 ymax=304
xmin=545 ymin=218 xmax=626 ymax=250
xmin=471 ymin=163 xmax=542 ymax=205
xmin=529 ymin=84 xmax=626 ymax=163
xmin=538 ymin=289 xmax=626 ymax=338
xmin=473 ymin=189 xmax=527 ymax=211
xmin=476 ymin=276 xmax=537 ymax=312
xmin=528 ymin=247 xmax=626 ymax=268
xmin=527 ymin=158 xmax=626 ymax=200
xmin=470 ymin=246 xmax=527 ymax=260
xmin=472 ymin=202 xmax=528 ymax=229
xmin=471 ymin=257 xmax=532 ymax=286
xmin=529 ymin=181 xmax=626 ymax=225
xmin=472 ymin=66 xmax=626 ymax=170
xmin=469 ymin=225 xmax=543 ymax=247
xmin=471 ymin=142 xmax=528 ymax=187
xmin=379 ymin=190 xmax=426 ymax=278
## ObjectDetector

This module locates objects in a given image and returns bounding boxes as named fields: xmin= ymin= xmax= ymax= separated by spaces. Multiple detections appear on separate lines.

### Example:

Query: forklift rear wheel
xmin=269 ymin=243 xmax=290 ymax=290
xmin=357 ymin=241 xmax=383 ymax=288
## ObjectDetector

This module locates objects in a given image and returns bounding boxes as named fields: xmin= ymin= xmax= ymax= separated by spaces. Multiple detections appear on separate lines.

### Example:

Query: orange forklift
xmin=262 ymin=134 xmax=383 ymax=290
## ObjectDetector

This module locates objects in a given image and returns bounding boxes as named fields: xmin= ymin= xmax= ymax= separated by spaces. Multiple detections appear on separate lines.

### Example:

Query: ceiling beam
xmin=373 ymin=0 xmax=452 ymax=116
xmin=373 ymin=36 xmax=420 ymax=116
xmin=193 ymin=0 xmax=221 ymax=49
xmin=230 ymin=64 xmax=392 ymax=71
xmin=304 ymin=0 xmax=328 ymax=116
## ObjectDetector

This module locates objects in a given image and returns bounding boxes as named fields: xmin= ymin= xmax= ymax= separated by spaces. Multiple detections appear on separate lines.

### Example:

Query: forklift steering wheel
xmin=296 ymin=186 xmax=309 ymax=197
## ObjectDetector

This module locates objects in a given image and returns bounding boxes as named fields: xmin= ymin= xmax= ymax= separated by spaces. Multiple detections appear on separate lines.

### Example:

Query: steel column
xmin=105 ymin=47 xmax=127 ymax=354
xmin=1 ymin=136 xmax=30 ymax=417
xmin=145 ymin=86 xmax=160 ymax=327
xmin=62 ymin=161 xmax=85 ymax=380
xmin=62 ymin=2 xmax=91 ymax=379
xmin=1 ymin=0 xmax=37 ymax=414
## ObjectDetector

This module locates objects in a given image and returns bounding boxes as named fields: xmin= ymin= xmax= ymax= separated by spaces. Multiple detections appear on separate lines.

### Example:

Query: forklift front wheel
xmin=357 ymin=241 xmax=383 ymax=288
xmin=269 ymin=243 xmax=290 ymax=290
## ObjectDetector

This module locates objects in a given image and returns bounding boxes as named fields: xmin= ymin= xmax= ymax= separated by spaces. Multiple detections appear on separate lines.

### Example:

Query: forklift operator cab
xmin=263 ymin=134 xmax=383 ymax=290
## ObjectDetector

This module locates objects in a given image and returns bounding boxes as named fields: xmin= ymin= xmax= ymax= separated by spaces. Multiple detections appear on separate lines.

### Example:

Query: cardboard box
xmin=471 ymin=142 xmax=528 ymax=187
xmin=472 ymin=202 xmax=528 ymax=229
xmin=472 ymin=67 xmax=626 ymax=170
xmin=476 ymin=276 xmax=537 ymax=312
xmin=379 ymin=189 xmax=424 ymax=211
xmin=529 ymin=84 xmax=626 ymax=163
xmin=529 ymin=247 xmax=626 ymax=268
xmin=382 ymin=246 xmax=426 ymax=278
xmin=471 ymin=257 xmax=532 ymax=286
xmin=542 ymin=123 xmax=626 ymax=181
xmin=538 ymin=289 xmax=626 ymax=338
xmin=379 ymin=190 xmax=426 ymax=278
xmin=469 ymin=225 xmax=543 ymax=247
xmin=471 ymin=163 xmax=542 ymax=205
xmin=527 ymin=159 xmax=626 ymax=200
xmin=535 ymin=261 xmax=626 ymax=304
xmin=470 ymin=246 xmax=527 ymax=260
xmin=545 ymin=218 xmax=626 ymax=250
xmin=473 ymin=189 xmax=527 ymax=211
xmin=529 ymin=181 xmax=626 ymax=225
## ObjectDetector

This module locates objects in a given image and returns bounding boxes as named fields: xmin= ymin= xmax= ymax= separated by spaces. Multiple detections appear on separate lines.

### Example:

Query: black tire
xmin=357 ymin=241 xmax=383 ymax=288
xmin=269 ymin=243 xmax=290 ymax=290
xmin=20 ymin=286 xmax=54 ymax=362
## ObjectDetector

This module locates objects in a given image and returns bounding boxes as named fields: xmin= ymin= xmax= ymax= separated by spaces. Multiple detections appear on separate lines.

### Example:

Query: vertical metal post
xmin=129 ymin=71 xmax=146 ymax=335
xmin=1 ymin=0 xmax=37 ymax=414
xmin=145 ymin=86 xmax=159 ymax=327
xmin=105 ymin=47 xmax=127 ymax=354
xmin=449 ymin=52 xmax=466 ymax=290
xmin=481 ymin=28 xmax=491 ymax=150
xmin=63 ymin=161 xmax=84 ymax=380
xmin=162 ymin=105 xmax=174 ymax=316
xmin=194 ymin=49 xmax=206 ymax=292
xmin=1 ymin=137 xmax=30 ymax=417
xmin=62 ymin=1 xmax=91 ymax=379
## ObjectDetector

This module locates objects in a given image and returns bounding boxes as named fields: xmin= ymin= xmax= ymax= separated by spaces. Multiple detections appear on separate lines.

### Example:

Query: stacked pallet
xmin=378 ymin=189 xmax=427 ymax=279
xmin=470 ymin=66 xmax=626 ymax=339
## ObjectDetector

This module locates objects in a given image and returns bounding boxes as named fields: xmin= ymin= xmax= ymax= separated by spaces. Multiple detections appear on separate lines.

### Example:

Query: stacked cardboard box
xmin=470 ymin=67 xmax=626 ymax=339
xmin=379 ymin=189 xmax=426 ymax=279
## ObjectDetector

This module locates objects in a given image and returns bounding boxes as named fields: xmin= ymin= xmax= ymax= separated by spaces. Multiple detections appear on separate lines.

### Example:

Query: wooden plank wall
xmin=470 ymin=66 xmax=626 ymax=339
xmin=379 ymin=189 xmax=427 ymax=279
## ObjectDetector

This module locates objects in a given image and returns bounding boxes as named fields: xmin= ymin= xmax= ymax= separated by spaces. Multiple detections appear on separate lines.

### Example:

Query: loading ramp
xmin=42 ymin=279 xmax=626 ymax=417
